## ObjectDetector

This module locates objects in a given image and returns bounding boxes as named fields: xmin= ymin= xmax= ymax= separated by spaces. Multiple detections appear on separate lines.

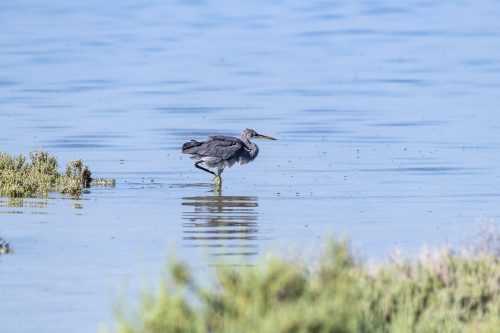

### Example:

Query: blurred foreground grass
xmin=109 ymin=235 xmax=499 ymax=333
xmin=0 ymin=151 xmax=115 ymax=197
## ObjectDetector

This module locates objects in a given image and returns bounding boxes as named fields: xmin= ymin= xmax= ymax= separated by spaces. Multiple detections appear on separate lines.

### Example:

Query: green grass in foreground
xmin=109 ymin=238 xmax=500 ymax=333
xmin=0 ymin=151 xmax=115 ymax=197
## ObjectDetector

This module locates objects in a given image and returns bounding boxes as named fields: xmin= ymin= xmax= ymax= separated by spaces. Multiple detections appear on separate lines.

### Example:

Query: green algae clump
xmin=0 ymin=151 xmax=114 ymax=197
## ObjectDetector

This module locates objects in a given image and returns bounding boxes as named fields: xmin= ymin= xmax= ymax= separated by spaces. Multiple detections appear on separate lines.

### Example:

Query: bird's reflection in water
xmin=182 ymin=195 xmax=259 ymax=259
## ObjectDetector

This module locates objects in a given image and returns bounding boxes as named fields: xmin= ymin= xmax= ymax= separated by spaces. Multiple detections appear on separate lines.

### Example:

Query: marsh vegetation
xmin=110 ymin=236 xmax=500 ymax=333
xmin=0 ymin=151 xmax=115 ymax=197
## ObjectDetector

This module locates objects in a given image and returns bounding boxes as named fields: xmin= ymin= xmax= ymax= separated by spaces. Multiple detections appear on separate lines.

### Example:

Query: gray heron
xmin=182 ymin=129 xmax=277 ymax=189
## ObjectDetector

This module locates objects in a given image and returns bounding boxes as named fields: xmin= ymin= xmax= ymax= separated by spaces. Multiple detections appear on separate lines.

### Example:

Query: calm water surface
xmin=1 ymin=1 xmax=500 ymax=332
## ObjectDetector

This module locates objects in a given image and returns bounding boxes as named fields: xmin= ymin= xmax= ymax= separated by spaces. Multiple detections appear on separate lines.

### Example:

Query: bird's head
xmin=242 ymin=129 xmax=277 ymax=141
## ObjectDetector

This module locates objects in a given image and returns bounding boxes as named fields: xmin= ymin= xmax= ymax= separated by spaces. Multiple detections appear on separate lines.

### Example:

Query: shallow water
xmin=1 ymin=0 xmax=500 ymax=332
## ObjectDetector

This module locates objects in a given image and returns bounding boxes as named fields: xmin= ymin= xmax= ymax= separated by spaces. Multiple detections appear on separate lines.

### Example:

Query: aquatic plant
xmin=108 ymin=237 xmax=500 ymax=333
xmin=0 ymin=151 xmax=114 ymax=197
xmin=0 ymin=236 xmax=11 ymax=255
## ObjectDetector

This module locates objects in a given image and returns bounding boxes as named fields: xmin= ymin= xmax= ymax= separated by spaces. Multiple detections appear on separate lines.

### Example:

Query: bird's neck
xmin=241 ymin=135 xmax=259 ymax=160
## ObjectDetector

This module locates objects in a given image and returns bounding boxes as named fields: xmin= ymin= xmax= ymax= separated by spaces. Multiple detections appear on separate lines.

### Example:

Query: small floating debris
xmin=0 ymin=236 xmax=11 ymax=255
xmin=0 ymin=150 xmax=115 ymax=197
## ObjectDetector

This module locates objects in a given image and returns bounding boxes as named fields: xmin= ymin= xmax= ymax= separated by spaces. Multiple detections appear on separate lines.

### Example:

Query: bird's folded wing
xmin=204 ymin=136 xmax=244 ymax=160
xmin=208 ymin=135 xmax=241 ymax=143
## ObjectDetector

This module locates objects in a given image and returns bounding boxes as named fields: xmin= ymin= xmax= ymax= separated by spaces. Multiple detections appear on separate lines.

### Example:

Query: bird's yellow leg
xmin=216 ymin=176 xmax=222 ymax=192
xmin=212 ymin=175 xmax=221 ymax=184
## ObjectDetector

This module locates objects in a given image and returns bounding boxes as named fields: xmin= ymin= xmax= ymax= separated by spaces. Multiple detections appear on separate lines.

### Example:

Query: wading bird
xmin=182 ymin=129 xmax=277 ymax=190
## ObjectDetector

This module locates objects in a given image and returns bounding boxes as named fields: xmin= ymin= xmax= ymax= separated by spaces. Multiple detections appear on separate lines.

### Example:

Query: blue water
xmin=1 ymin=1 xmax=500 ymax=332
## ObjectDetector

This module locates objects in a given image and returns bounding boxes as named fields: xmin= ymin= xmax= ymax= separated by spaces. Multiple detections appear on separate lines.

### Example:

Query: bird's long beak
xmin=255 ymin=133 xmax=277 ymax=140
